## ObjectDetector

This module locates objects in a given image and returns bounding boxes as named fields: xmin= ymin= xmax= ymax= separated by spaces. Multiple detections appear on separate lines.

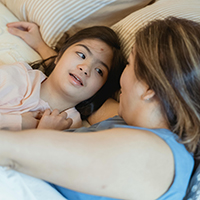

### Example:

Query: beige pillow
xmin=112 ymin=0 xmax=200 ymax=59
xmin=0 ymin=0 xmax=152 ymax=47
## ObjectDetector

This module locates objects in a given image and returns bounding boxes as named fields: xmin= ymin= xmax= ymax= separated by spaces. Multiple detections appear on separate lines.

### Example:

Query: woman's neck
xmin=40 ymin=79 xmax=76 ymax=112
xmin=130 ymin=99 xmax=169 ymax=130
xmin=142 ymin=107 xmax=169 ymax=130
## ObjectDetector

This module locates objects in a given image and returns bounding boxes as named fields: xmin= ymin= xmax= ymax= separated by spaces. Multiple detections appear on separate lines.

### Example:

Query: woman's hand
xmin=21 ymin=111 xmax=43 ymax=130
xmin=37 ymin=109 xmax=73 ymax=130
xmin=6 ymin=21 xmax=57 ymax=59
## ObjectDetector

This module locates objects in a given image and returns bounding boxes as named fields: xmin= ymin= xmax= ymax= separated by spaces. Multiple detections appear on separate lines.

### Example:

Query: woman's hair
xmin=31 ymin=26 xmax=126 ymax=119
xmin=134 ymin=17 xmax=200 ymax=159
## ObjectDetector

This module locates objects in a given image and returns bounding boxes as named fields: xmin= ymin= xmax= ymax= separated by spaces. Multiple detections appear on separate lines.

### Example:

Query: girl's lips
xmin=69 ymin=73 xmax=84 ymax=86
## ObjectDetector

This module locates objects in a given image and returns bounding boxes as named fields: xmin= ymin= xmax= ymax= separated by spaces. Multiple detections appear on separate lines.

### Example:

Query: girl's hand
xmin=6 ymin=21 xmax=57 ymax=59
xmin=21 ymin=111 xmax=43 ymax=130
xmin=7 ymin=21 xmax=45 ymax=52
xmin=37 ymin=109 xmax=73 ymax=130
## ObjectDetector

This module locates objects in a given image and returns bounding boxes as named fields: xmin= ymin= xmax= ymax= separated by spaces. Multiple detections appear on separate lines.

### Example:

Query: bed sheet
xmin=0 ymin=166 xmax=67 ymax=200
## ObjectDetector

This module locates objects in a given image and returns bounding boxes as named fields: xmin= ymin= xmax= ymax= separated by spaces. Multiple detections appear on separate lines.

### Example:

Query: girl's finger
xmin=51 ymin=109 xmax=60 ymax=116
xmin=7 ymin=21 xmax=32 ymax=29
xmin=59 ymin=111 xmax=68 ymax=118
xmin=66 ymin=118 xmax=73 ymax=127
xmin=43 ymin=109 xmax=51 ymax=116
xmin=7 ymin=27 xmax=26 ymax=38
xmin=32 ymin=111 xmax=44 ymax=119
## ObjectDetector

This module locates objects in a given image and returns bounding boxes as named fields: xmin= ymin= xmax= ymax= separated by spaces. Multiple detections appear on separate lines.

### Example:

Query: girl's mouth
xmin=69 ymin=73 xmax=83 ymax=86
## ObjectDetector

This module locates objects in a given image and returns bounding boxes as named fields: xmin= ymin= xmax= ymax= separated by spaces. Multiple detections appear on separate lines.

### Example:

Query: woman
xmin=0 ymin=17 xmax=199 ymax=199
xmin=0 ymin=22 xmax=125 ymax=130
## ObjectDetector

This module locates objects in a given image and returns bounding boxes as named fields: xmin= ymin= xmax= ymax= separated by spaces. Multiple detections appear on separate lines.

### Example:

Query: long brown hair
xmin=134 ymin=17 xmax=200 ymax=159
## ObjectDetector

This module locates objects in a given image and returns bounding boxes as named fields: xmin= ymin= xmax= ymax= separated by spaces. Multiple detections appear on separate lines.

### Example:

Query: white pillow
xmin=112 ymin=0 xmax=200 ymax=58
xmin=0 ymin=0 xmax=152 ymax=47
xmin=0 ymin=167 xmax=66 ymax=200
xmin=0 ymin=3 xmax=41 ymax=64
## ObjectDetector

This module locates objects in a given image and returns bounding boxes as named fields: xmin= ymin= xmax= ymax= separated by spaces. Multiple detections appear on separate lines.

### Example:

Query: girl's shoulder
xmin=0 ymin=61 xmax=46 ymax=84
xmin=0 ymin=62 xmax=27 ymax=83
xmin=0 ymin=61 xmax=30 ymax=75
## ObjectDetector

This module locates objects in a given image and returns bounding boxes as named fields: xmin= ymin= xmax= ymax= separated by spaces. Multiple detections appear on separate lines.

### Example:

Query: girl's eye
xmin=77 ymin=52 xmax=85 ymax=59
xmin=96 ymin=68 xmax=103 ymax=76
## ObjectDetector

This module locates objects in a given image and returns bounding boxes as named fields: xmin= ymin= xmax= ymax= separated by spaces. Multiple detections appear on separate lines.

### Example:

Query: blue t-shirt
xmin=49 ymin=116 xmax=194 ymax=200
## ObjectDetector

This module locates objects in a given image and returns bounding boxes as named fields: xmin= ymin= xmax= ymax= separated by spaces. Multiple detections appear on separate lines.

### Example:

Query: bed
xmin=0 ymin=0 xmax=200 ymax=199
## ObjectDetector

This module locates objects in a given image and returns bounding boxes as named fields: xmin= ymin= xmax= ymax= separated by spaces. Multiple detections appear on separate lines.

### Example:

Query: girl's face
xmin=50 ymin=39 xmax=113 ymax=105
xmin=118 ymin=49 xmax=148 ymax=125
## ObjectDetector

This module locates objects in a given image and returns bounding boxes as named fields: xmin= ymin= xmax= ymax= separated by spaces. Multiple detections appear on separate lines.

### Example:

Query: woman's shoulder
xmin=112 ymin=126 xmax=193 ymax=170
xmin=107 ymin=126 xmax=193 ymax=199
xmin=115 ymin=125 xmax=193 ymax=158
xmin=110 ymin=126 xmax=173 ymax=152
xmin=88 ymin=126 xmax=173 ymax=199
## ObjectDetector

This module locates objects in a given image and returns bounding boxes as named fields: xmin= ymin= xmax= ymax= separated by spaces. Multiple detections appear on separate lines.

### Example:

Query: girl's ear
xmin=141 ymin=88 xmax=155 ymax=101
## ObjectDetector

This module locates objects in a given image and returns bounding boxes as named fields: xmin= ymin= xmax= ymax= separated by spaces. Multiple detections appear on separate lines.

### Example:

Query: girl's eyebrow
xmin=75 ymin=44 xmax=110 ymax=71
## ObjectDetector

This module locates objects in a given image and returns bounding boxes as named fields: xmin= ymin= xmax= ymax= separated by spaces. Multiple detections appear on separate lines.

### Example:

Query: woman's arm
xmin=0 ymin=128 xmax=174 ymax=199
xmin=0 ymin=111 xmax=42 ymax=131
xmin=0 ymin=113 xmax=22 ymax=130
xmin=7 ymin=22 xmax=57 ymax=60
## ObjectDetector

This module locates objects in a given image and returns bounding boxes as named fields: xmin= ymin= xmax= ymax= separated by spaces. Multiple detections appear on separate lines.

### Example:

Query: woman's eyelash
xmin=76 ymin=52 xmax=85 ymax=59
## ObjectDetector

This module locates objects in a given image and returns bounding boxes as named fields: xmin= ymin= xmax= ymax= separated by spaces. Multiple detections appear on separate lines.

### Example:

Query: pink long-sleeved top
xmin=0 ymin=62 xmax=82 ymax=130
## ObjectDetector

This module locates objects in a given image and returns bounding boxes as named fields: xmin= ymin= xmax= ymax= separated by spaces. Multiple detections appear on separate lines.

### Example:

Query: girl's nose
xmin=78 ymin=64 xmax=90 ymax=76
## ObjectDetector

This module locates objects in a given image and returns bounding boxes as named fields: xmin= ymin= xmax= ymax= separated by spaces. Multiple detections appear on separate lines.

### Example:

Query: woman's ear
xmin=141 ymin=88 xmax=155 ymax=101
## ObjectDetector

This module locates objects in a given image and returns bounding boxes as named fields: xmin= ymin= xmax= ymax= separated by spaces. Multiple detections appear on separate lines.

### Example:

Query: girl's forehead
xmin=75 ymin=38 xmax=109 ymax=46
xmin=73 ymin=39 xmax=113 ymax=56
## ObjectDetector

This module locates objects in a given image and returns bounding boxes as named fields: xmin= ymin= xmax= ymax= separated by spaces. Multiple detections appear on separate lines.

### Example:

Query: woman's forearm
xmin=0 ymin=129 xmax=98 ymax=183
xmin=0 ymin=129 xmax=70 ymax=180
xmin=0 ymin=113 xmax=22 ymax=131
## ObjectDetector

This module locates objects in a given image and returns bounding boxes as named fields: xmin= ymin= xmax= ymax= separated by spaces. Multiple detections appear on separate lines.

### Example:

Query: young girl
xmin=0 ymin=22 xmax=126 ymax=130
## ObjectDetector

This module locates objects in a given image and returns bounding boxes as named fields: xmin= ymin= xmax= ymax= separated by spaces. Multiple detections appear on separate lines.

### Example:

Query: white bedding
xmin=0 ymin=167 xmax=67 ymax=200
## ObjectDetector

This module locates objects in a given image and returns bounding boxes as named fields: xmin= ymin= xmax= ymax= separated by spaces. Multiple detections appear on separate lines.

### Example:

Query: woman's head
xmin=39 ymin=26 xmax=126 ymax=119
xmin=132 ymin=17 xmax=200 ymax=154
